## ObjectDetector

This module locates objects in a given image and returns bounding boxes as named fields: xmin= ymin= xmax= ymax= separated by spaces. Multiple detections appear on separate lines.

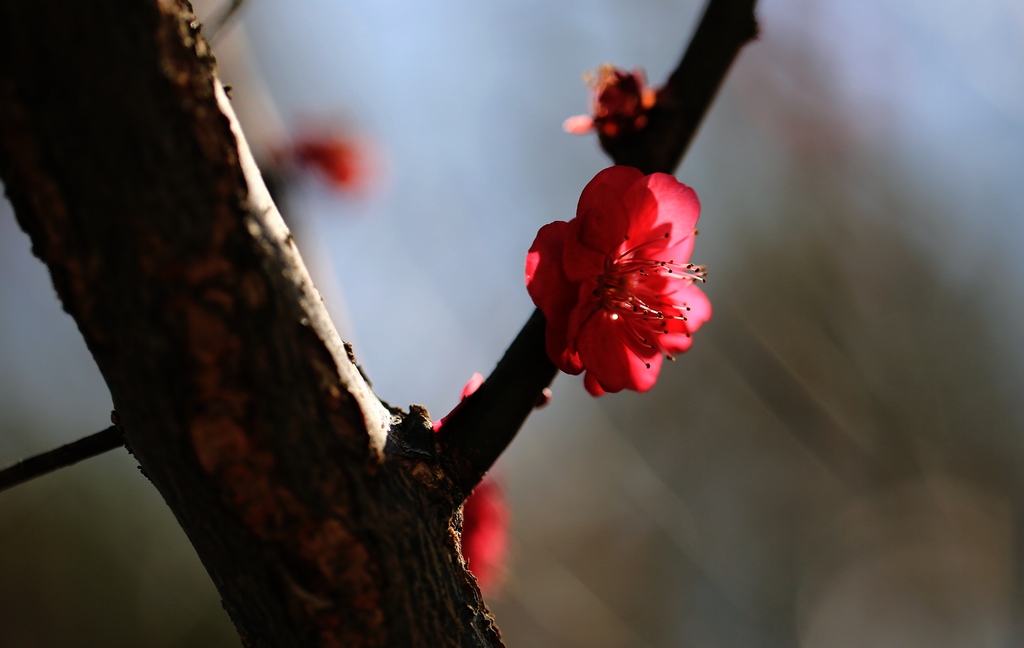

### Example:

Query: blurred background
xmin=2 ymin=0 xmax=1023 ymax=645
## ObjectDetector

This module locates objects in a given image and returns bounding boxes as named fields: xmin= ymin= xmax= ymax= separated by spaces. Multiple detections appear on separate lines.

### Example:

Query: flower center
xmin=594 ymin=233 xmax=706 ymax=361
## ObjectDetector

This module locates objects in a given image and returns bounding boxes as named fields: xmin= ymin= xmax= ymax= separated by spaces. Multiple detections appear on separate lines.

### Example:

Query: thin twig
xmin=0 ymin=426 xmax=124 ymax=494
xmin=436 ymin=0 xmax=760 ymax=499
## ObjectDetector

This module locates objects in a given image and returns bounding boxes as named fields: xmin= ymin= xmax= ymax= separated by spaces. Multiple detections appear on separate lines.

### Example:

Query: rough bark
xmin=0 ymin=1 xmax=499 ymax=646
xmin=0 ymin=0 xmax=759 ymax=642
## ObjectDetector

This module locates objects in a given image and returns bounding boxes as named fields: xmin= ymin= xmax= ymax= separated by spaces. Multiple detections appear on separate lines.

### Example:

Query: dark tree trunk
xmin=0 ymin=1 xmax=499 ymax=645
xmin=0 ymin=0 xmax=758 ymax=643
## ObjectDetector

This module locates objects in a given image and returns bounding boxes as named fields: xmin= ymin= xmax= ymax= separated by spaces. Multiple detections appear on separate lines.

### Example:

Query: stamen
xmin=616 ymin=233 xmax=675 ymax=260
xmin=593 ymin=229 xmax=707 ymax=361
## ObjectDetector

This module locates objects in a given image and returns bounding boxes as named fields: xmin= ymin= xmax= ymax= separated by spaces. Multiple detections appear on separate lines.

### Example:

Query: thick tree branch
xmin=437 ymin=0 xmax=759 ymax=495
xmin=0 ymin=426 xmax=123 ymax=494
xmin=0 ymin=1 xmax=498 ymax=645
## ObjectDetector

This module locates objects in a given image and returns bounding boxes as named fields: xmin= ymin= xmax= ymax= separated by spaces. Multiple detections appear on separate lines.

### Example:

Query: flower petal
xmin=461 ymin=478 xmax=509 ymax=593
xmin=432 ymin=372 xmax=487 ymax=432
xmin=562 ymin=218 xmax=606 ymax=282
xmin=460 ymin=372 xmax=486 ymax=399
xmin=576 ymin=167 xmax=644 ymax=249
xmin=575 ymin=309 xmax=663 ymax=393
xmin=526 ymin=221 xmax=583 ymax=374
xmin=525 ymin=221 xmax=571 ymax=314
xmin=659 ymin=284 xmax=711 ymax=355
xmin=565 ymin=278 xmax=601 ymax=349
xmin=563 ymin=115 xmax=595 ymax=134
xmin=563 ymin=167 xmax=645 ymax=282
xmin=583 ymin=372 xmax=607 ymax=396
xmin=580 ymin=167 xmax=645 ymax=212
xmin=623 ymin=173 xmax=700 ymax=262
xmin=676 ymin=283 xmax=712 ymax=329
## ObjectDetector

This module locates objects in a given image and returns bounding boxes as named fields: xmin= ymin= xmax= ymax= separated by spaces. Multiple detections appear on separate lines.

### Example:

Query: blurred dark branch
xmin=604 ymin=0 xmax=759 ymax=174
xmin=0 ymin=0 xmax=501 ymax=643
xmin=437 ymin=0 xmax=759 ymax=498
xmin=0 ymin=426 xmax=123 ymax=494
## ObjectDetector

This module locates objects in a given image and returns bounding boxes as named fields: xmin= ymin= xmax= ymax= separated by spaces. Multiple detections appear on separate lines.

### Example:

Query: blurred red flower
xmin=563 ymin=64 xmax=657 ymax=138
xmin=291 ymin=134 xmax=372 ymax=193
xmin=459 ymin=479 xmax=508 ymax=594
xmin=525 ymin=166 xmax=710 ymax=396
xmin=432 ymin=373 xmax=509 ymax=594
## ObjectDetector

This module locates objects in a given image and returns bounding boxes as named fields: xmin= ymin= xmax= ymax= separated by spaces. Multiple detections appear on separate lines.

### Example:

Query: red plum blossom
xmin=525 ymin=166 xmax=710 ymax=396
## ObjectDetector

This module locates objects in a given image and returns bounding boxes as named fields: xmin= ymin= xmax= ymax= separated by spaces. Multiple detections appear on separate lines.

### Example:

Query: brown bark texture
xmin=0 ymin=0 xmax=500 ymax=646
xmin=0 ymin=0 xmax=759 ymax=643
